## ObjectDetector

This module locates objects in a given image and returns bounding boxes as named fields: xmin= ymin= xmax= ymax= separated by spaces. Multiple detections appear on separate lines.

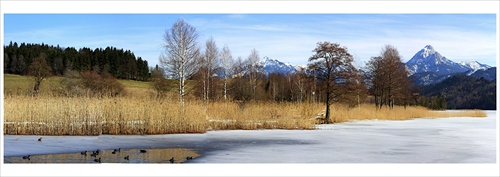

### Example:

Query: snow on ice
xmin=2 ymin=111 xmax=498 ymax=176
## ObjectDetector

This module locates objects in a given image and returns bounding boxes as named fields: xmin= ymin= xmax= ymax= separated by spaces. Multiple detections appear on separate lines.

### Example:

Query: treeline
xmin=419 ymin=75 xmax=496 ymax=110
xmin=3 ymin=41 xmax=150 ymax=81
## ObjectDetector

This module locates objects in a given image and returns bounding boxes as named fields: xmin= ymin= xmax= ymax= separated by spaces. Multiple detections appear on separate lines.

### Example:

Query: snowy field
xmin=2 ymin=110 xmax=498 ymax=176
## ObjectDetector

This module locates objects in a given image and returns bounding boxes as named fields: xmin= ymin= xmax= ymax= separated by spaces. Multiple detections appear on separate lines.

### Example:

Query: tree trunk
xmin=325 ymin=88 xmax=331 ymax=124
xmin=33 ymin=81 xmax=41 ymax=95
xmin=224 ymin=78 xmax=227 ymax=101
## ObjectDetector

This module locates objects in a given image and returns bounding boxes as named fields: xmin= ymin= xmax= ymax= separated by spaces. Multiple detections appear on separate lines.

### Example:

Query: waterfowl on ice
xmin=94 ymin=157 xmax=101 ymax=163
xmin=38 ymin=137 xmax=42 ymax=142
xmin=140 ymin=149 xmax=147 ymax=153
xmin=169 ymin=157 xmax=175 ymax=163
xmin=22 ymin=155 xmax=31 ymax=160
xmin=90 ymin=151 xmax=97 ymax=157
xmin=186 ymin=156 xmax=193 ymax=160
xmin=80 ymin=151 xmax=87 ymax=156
xmin=124 ymin=155 xmax=129 ymax=160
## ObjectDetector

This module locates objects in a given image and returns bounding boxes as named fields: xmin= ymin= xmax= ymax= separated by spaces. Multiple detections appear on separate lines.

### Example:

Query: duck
xmin=80 ymin=151 xmax=87 ymax=156
xmin=38 ymin=137 xmax=42 ymax=142
xmin=94 ymin=157 xmax=101 ymax=163
xmin=169 ymin=157 xmax=175 ymax=163
xmin=95 ymin=149 xmax=100 ymax=155
xmin=124 ymin=155 xmax=129 ymax=160
xmin=90 ymin=152 xmax=97 ymax=157
xmin=140 ymin=149 xmax=147 ymax=153
xmin=22 ymin=155 xmax=31 ymax=160
xmin=112 ymin=148 xmax=121 ymax=154
xmin=186 ymin=156 xmax=193 ymax=160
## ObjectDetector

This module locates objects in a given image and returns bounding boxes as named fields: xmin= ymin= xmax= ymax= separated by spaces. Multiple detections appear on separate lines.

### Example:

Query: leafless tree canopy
xmin=199 ymin=37 xmax=219 ymax=103
xmin=368 ymin=45 xmax=412 ymax=109
xmin=160 ymin=18 xmax=200 ymax=106
xmin=220 ymin=45 xmax=234 ymax=100
xmin=246 ymin=48 xmax=263 ymax=100
xmin=28 ymin=53 xmax=52 ymax=95
xmin=308 ymin=41 xmax=360 ymax=123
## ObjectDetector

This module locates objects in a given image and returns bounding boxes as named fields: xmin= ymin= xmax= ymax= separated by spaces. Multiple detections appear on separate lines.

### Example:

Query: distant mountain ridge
xmin=248 ymin=46 xmax=494 ymax=87
xmin=258 ymin=57 xmax=297 ymax=75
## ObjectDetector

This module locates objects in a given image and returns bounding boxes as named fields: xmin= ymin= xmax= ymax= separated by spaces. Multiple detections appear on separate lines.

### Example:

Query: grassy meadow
xmin=3 ymin=74 xmax=486 ymax=135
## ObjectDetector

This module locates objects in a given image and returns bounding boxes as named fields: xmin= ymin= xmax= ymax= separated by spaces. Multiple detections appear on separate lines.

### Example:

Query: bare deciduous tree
xmin=308 ymin=41 xmax=359 ymax=124
xmin=246 ymin=49 xmax=263 ymax=100
xmin=220 ymin=45 xmax=234 ymax=101
xmin=200 ymin=37 xmax=219 ymax=104
xmin=160 ymin=19 xmax=200 ymax=107
xmin=28 ymin=53 xmax=52 ymax=95
xmin=367 ymin=45 xmax=411 ymax=109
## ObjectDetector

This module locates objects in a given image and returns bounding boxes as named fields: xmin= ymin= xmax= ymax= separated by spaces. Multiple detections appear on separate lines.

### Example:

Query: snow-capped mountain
xmin=258 ymin=57 xmax=297 ymax=75
xmin=458 ymin=61 xmax=491 ymax=74
xmin=406 ymin=45 xmax=470 ymax=76
xmin=405 ymin=45 xmax=494 ymax=85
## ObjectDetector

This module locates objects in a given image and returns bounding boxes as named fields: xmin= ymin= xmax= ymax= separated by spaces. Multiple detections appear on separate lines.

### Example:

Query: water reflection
xmin=4 ymin=148 xmax=200 ymax=163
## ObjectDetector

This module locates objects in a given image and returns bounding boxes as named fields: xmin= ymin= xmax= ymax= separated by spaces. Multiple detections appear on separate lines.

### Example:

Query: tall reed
xmin=3 ymin=95 xmax=486 ymax=135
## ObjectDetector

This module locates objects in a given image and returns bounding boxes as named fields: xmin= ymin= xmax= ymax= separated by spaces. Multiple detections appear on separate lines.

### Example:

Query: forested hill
xmin=3 ymin=42 xmax=150 ymax=81
xmin=419 ymin=75 xmax=496 ymax=110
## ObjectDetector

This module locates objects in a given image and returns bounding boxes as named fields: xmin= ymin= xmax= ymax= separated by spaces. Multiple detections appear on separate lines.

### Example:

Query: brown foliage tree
xmin=367 ymin=45 xmax=411 ymax=109
xmin=308 ymin=42 xmax=360 ymax=123
xmin=28 ymin=53 xmax=52 ymax=95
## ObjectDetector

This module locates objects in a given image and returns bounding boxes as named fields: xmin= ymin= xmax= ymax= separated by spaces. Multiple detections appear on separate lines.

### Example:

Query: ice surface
xmin=2 ymin=111 xmax=498 ymax=176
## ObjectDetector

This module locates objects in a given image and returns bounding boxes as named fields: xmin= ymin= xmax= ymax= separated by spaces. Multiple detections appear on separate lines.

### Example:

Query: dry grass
xmin=206 ymin=101 xmax=322 ymax=130
xmin=327 ymin=104 xmax=486 ymax=123
xmin=3 ymin=95 xmax=208 ymax=135
xmin=3 ymin=94 xmax=321 ymax=135
xmin=3 ymin=74 xmax=487 ymax=135
xmin=4 ymin=94 xmax=486 ymax=136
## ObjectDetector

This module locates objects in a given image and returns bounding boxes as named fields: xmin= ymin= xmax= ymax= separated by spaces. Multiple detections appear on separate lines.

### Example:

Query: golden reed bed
xmin=3 ymin=95 xmax=485 ymax=135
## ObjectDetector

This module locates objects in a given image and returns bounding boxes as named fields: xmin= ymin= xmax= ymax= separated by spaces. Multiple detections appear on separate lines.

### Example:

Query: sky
xmin=2 ymin=14 xmax=498 ymax=68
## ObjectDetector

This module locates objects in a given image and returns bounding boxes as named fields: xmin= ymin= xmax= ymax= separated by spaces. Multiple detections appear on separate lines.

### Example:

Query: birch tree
xmin=246 ymin=48 xmax=262 ymax=100
xmin=160 ymin=19 xmax=200 ymax=107
xmin=220 ymin=45 xmax=234 ymax=101
xmin=201 ymin=37 xmax=219 ymax=104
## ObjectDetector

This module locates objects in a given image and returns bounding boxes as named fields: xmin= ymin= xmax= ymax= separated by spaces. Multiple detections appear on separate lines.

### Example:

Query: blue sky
xmin=3 ymin=14 xmax=497 ymax=67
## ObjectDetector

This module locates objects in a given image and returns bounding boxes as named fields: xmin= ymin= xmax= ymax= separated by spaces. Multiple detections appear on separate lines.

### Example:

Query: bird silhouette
xmin=80 ymin=151 xmax=87 ymax=156
xmin=140 ymin=149 xmax=147 ymax=153
xmin=94 ymin=157 xmax=101 ymax=163
xmin=38 ymin=137 xmax=42 ymax=142
xmin=124 ymin=155 xmax=129 ymax=160
xmin=186 ymin=156 xmax=193 ymax=160
xmin=22 ymin=155 xmax=30 ymax=160
xmin=169 ymin=157 xmax=175 ymax=163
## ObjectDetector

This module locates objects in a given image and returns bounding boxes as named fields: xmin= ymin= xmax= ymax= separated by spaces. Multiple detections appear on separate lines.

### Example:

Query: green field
xmin=3 ymin=74 xmax=155 ymax=96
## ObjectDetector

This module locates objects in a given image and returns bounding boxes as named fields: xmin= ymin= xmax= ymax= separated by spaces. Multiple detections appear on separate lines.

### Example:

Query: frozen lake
xmin=2 ymin=110 xmax=498 ymax=176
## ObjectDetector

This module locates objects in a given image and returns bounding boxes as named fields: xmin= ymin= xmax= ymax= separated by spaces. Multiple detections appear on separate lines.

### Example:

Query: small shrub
xmin=80 ymin=71 xmax=124 ymax=97
xmin=151 ymin=78 xmax=171 ymax=99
